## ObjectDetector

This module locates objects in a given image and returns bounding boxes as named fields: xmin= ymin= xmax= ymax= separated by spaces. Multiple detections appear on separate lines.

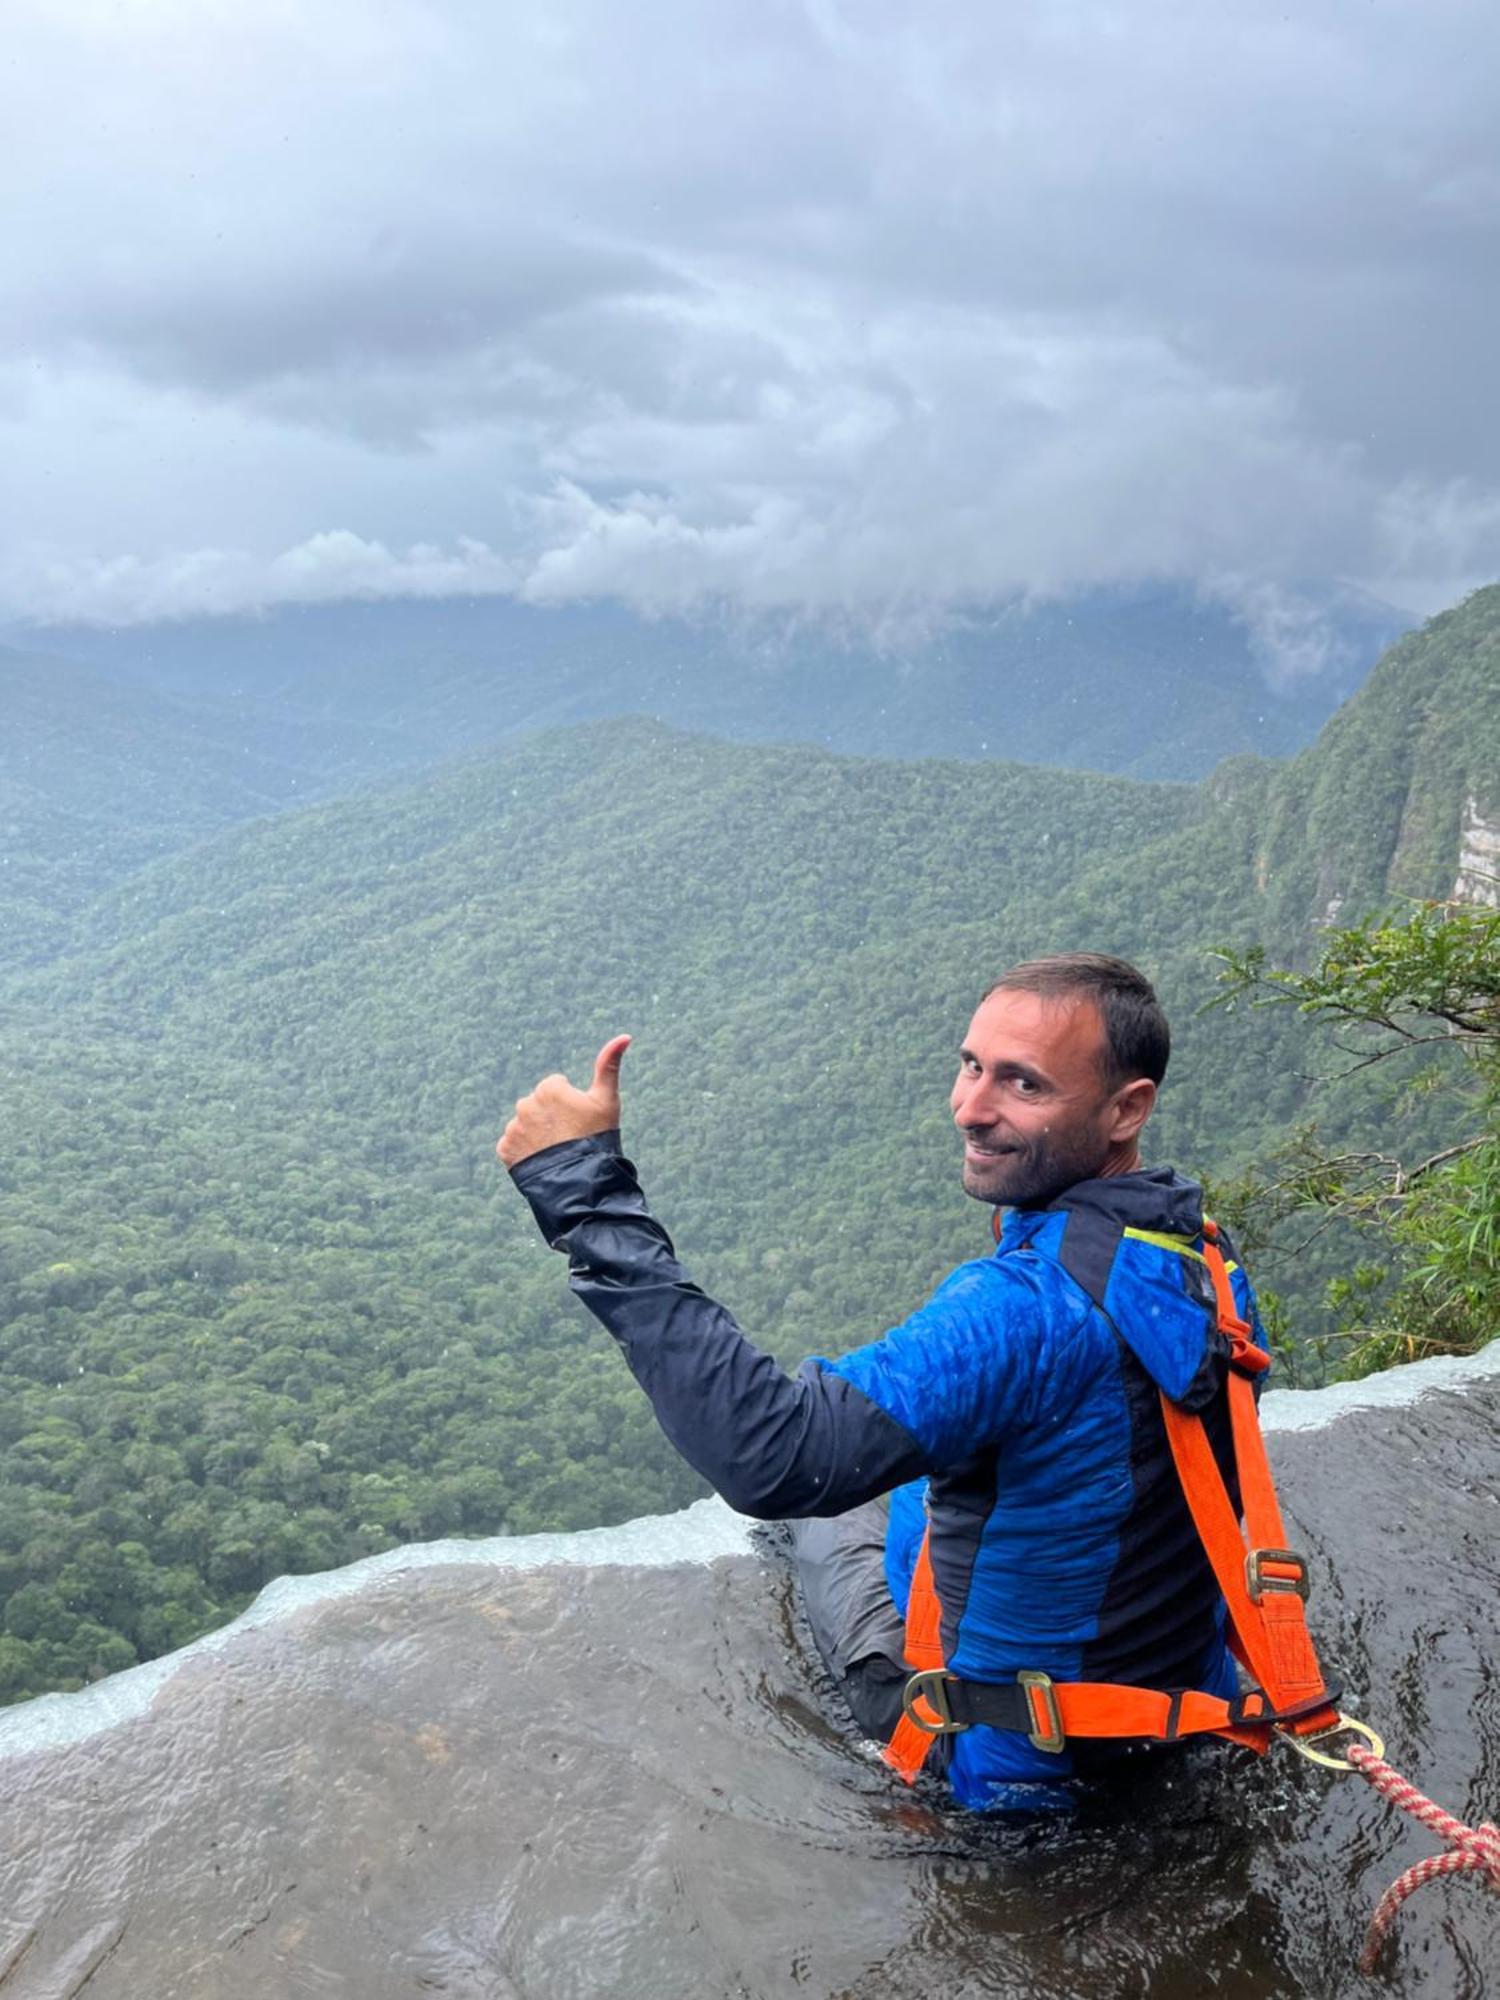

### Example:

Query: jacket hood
xmin=999 ymin=1169 xmax=1223 ymax=1405
xmin=996 ymin=1167 xmax=1205 ymax=1251
xmin=1044 ymin=1167 xmax=1205 ymax=1237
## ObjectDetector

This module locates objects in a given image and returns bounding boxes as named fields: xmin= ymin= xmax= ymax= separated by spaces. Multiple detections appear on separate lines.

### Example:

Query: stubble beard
xmin=961 ymin=1125 xmax=1109 ymax=1211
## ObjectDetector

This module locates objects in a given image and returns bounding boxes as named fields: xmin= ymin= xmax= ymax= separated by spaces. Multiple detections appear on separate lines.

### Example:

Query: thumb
xmin=590 ymin=1033 xmax=632 ymax=1104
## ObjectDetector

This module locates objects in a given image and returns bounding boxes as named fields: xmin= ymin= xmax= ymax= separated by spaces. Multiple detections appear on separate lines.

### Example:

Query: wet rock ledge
xmin=1 ymin=1349 xmax=1498 ymax=2000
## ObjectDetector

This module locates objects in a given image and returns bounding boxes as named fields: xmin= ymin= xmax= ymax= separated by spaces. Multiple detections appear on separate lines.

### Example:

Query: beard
xmin=961 ymin=1122 xmax=1110 ymax=1210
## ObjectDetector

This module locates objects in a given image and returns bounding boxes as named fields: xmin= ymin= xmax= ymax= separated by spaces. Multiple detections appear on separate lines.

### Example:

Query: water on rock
xmin=1 ymin=1351 xmax=1498 ymax=1998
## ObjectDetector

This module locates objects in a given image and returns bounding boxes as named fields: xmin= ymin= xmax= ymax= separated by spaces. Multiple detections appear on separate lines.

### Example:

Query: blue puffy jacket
xmin=511 ymin=1135 xmax=1267 ymax=1811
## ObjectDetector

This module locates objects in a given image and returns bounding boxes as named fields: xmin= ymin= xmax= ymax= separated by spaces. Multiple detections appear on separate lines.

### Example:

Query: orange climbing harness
xmin=883 ymin=1217 xmax=1500 ymax=1967
xmin=883 ymin=1218 xmax=1347 ymax=1784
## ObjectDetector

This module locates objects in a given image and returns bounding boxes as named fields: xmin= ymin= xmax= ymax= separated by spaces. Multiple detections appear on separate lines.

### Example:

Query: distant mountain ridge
xmin=0 ymin=581 xmax=1408 ymax=969
xmin=22 ymin=577 xmax=1406 ymax=774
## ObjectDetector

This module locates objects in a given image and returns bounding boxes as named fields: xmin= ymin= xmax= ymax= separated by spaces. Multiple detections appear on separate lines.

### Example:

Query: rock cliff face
xmin=1455 ymin=797 xmax=1500 ymax=907
xmin=2 ymin=1354 xmax=1499 ymax=2000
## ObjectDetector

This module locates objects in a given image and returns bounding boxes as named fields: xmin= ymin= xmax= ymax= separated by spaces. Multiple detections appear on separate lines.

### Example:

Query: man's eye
xmin=1011 ymin=1076 xmax=1039 ymax=1095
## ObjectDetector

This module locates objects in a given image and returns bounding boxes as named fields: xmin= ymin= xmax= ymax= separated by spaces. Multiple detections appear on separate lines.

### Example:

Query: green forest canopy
xmin=0 ymin=585 xmax=1496 ymax=1704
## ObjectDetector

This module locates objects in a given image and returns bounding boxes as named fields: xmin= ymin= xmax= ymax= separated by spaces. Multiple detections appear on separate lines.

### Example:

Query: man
xmin=499 ymin=954 xmax=1266 ymax=1811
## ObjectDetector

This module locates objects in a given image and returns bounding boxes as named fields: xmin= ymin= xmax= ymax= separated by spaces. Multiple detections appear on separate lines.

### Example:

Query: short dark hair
xmin=986 ymin=952 xmax=1170 ymax=1089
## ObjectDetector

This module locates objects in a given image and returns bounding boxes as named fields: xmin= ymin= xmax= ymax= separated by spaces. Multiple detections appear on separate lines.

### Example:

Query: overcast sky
xmin=3 ymin=0 xmax=1498 ymax=632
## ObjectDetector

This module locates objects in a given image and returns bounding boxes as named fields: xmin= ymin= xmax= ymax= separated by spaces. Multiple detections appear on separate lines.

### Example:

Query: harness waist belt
xmin=902 ymin=1666 xmax=1342 ymax=1753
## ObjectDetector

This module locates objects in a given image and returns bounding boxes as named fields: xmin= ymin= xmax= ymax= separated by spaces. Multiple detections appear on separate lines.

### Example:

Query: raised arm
xmin=506 ymin=1126 xmax=930 ymax=1517
xmin=498 ymin=1038 xmax=1049 ymax=1514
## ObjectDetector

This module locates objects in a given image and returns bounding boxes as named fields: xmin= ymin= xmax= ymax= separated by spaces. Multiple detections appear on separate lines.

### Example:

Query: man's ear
xmin=1109 ymin=1076 xmax=1156 ymax=1144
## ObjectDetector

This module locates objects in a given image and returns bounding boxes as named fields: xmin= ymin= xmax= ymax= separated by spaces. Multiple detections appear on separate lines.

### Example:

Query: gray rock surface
xmin=2 ymin=1357 xmax=1498 ymax=1999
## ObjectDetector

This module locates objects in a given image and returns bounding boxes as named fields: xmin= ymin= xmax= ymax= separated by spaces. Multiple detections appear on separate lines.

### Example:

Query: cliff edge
xmin=2 ymin=1352 xmax=1498 ymax=1999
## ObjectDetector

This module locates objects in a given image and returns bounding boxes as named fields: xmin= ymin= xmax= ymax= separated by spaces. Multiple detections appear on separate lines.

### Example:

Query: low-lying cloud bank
xmin=0 ymin=523 xmax=1421 ymax=696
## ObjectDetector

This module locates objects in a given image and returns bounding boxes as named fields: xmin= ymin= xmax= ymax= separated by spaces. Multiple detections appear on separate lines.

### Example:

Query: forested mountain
xmin=0 ymin=585 xmax=1490 ymax=1705
xmin=26 ymin=579 xmax=1405 ymax=789
xmin=0 ymin=646 xmax=355 ymax=969
xmin=1254 ymin=587 xmax=1500 ymax=926
xmin=1 ymin=581 xmax=1408 ymax=971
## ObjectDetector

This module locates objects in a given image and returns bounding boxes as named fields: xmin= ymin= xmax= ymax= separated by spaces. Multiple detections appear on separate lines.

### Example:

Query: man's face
xmin=950 ymin=987 xmax=1127 ymax=1208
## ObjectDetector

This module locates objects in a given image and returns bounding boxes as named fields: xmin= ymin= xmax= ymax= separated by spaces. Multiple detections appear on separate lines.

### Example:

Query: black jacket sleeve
xmin=508 ymin=1131 xmax=930 ymax=1518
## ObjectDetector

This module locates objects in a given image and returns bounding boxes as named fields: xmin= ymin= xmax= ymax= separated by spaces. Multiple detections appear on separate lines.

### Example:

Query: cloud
xmin=1197 ymin=580 xmax=1384 ymax=691
xmin=31 ymin=235 xmax=689 ymax=433
xmin=2 ymin=0 xmax=1499 ymax=632
xmin=0 ymin=533 xmax=517 ymax=627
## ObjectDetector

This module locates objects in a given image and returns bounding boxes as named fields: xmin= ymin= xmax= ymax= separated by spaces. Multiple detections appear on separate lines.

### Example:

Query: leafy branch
xmin=1205 ymin=903 xmax=1500 ymax=1378
xmin=1209 ymin=901 xmax=1500 ymax=1061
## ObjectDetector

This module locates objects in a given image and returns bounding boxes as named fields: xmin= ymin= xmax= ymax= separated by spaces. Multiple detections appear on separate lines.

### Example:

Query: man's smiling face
xmin=951 ymin=985 xmax=1142 ymax=1209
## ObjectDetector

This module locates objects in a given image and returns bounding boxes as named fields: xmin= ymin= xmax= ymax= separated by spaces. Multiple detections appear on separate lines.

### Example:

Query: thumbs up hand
xmin=497 ymin=1035 xmax=632 ymax=1169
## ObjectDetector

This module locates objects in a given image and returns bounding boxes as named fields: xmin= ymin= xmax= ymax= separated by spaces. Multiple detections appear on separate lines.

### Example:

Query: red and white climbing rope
xmin=1343 ymin=1741 xmax=1500 ymax=1973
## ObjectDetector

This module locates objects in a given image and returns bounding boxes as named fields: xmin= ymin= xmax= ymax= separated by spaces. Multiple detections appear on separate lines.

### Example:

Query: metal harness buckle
xmin=1278 ymin=1713 xmax=1385 ymax=1770
xmin=1017 ymin=1669 xmax=1066 ymax=1753
xmin=901 ymin=1669 xmax=967 ymax=1736
xmin=1245 ymin=1546 xmax=1310 ymax=1603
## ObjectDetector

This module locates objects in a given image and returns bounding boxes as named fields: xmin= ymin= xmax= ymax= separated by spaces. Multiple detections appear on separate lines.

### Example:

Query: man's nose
xmin=953 ymin=1074 xmax=997 ymax=1127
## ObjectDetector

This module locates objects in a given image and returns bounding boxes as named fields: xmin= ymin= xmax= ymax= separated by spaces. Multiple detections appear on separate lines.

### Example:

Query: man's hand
xmin=497 ymin=1035 xmax=632 ymax=1169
